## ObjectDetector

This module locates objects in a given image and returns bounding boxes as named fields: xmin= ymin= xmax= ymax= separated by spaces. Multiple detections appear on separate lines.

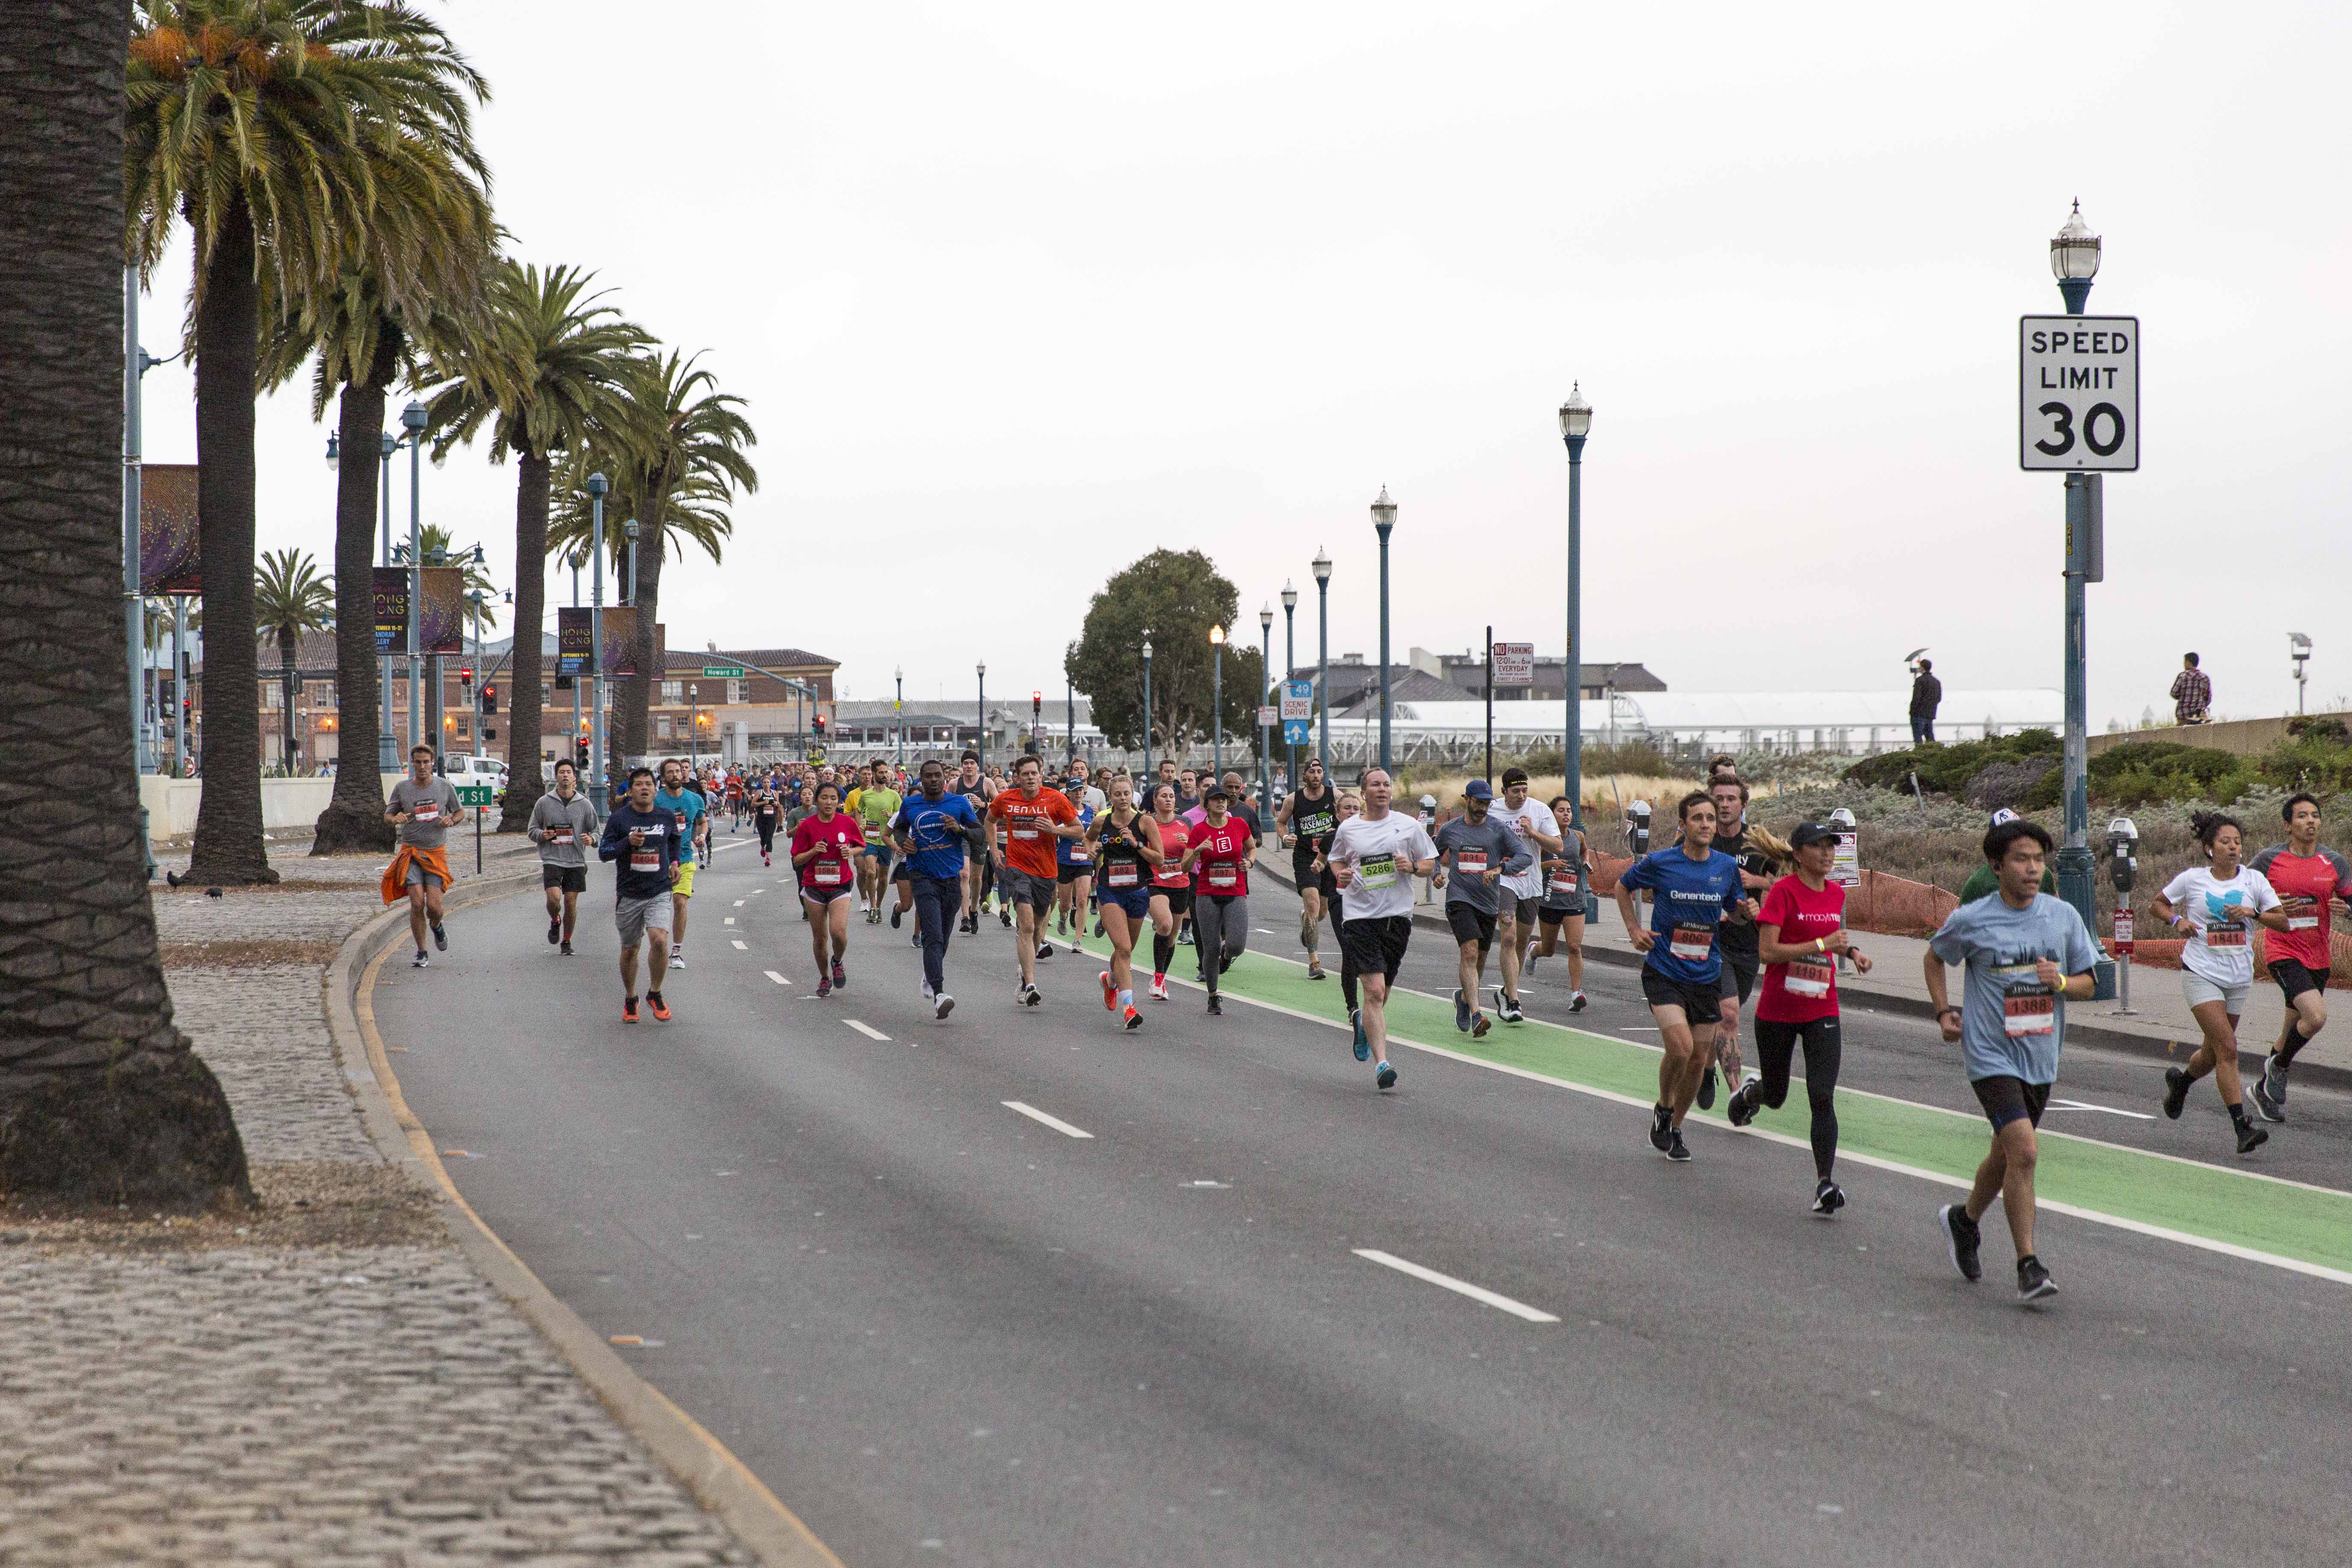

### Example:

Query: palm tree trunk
xmin=619 ymin=495 xmax=666 ymax=787
xmin=0 ymin=0 xmax=250 ymax=1207
xmin=279 ymin=630 xmax=299 ymax=773
xmin=185 ymin=191 xmax=276 ymax=884
xmin=312 ymin=350 xmax=397 ymax=854
xmin=497 ymin=449 xmax=551 ymax=831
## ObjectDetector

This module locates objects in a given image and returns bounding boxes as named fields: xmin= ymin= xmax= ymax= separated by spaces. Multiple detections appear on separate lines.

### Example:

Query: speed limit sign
xmin=2019 ymin=315 xmax=2138 ymax=471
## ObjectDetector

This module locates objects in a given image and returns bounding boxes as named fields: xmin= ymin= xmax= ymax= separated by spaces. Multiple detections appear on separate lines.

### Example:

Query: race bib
xmin=1068 ymin=845 xmax=1091 ymax=863
xmin=1669 ymin=923 xmax=1715 ymax=963
xmin=2205 ymin=919 xmax=2247 ymax=949
xmin=1785 ymin=953 xmax=1835 ymax=999
xmin=412 ymin=803 xmax=440 ymax=822
xmin=813 ymin=859 xmax=844 ymax=886
xmin=2002 ymin=978 xmax=2055 ymax=1036
xmin=1107 ymin=864 xmax=1139 ymax=888
xmin=1358 ymin=853 xmax=1399 ymax=890
xmin=629 ymin=849 xmax=661 ymax=872
xmin=1455 ymin=849 xmax=1488 ymax=876
xmin=1014 ymin=826 xmax=1039 ymax=840
xmin=1549 ymin=871 xmax=1582 ymax=898
xmin=548 ymin=830 xmax=573 ymax=845
xmin=1206 ymin=862 xmax=1239 ymax=890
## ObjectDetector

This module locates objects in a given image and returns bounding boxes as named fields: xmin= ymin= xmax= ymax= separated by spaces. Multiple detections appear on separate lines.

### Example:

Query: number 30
xmin=2035 ymin=401 xmax=2127 ymax=458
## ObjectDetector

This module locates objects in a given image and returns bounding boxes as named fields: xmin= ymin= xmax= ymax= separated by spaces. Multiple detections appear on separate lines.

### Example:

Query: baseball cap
xmin=1789 ymin=821 xmax=1840 ymax=849
xmin=1204 ymin=783 xmax=1231 ymax=801
xmin=1463 ymin=779 xmax=1494 ymax=801
xmin=1989 ymin=808 xmax=2019 ymax=826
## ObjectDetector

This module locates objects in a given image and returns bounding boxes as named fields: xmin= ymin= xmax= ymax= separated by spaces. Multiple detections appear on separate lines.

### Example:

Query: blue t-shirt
xmin=1617 ymin=846 xmax=1747 ymax=986
xmin=1058 ymin=802 xmax=1096 ymax=867
xmin=893 ymin=790 xmax=979 ymax=880
xmin=1928 ymin=891 xmax=2099 ymax=1086
xmin=653 ymin=786 xmax=704 ymax=865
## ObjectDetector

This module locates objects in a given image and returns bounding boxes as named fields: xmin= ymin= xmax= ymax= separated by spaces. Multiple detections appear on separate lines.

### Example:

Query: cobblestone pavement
xmin=0 ymin=848 xmax=758 ymax=1565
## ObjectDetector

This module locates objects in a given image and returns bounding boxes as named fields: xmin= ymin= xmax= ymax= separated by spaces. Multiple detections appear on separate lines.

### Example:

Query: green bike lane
xmin=1066 ymin=933 xmax=2352 ymax=1283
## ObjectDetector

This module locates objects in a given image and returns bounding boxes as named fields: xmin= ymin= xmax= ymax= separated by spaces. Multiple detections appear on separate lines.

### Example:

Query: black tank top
xmin=1289 ymin=786 xmax=1339 ymax=855
xmin=1095 ymin=811 xmax=1150 ymax=883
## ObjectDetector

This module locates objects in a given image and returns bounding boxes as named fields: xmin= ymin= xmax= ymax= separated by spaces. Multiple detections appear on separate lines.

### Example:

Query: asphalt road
xmin=377 ymin=824 xmax=2352 ymax=1567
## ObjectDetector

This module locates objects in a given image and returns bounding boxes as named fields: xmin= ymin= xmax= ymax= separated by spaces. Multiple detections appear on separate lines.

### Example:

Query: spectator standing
xmin=2171 ymin=653 xmax=2212 ymax=725
xmin=1910 ymin=658 xmax=1942 ymax=745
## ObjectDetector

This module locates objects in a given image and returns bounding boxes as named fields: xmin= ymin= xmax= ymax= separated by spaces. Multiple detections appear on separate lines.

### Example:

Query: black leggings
xmin=1752 ymin=1016 xmax=1842 ymax=1180
xmin=756 ymin=820 xmax=776 ymax=852
xmin=1329 ymin=891 xmax=1359 ymax=1011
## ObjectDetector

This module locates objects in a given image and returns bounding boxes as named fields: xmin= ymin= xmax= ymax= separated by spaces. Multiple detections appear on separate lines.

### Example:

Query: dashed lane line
xmin=1352 ymin=1249 xmax=1559 ymax=1323
xmin=1002 ymin=1101 xmax=1095 ymax=1140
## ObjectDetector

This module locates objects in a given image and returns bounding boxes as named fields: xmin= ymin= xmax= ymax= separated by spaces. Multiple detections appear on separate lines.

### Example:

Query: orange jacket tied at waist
xmin=381 ymin=843 xmax=453 ymax=905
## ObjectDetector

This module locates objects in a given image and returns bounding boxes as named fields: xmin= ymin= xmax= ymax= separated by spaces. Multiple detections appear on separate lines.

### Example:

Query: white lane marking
xmin=1253 ymin=927 xmax=1276 ymax=934
xmin=724 ymin=917 xmax=737 ymax=925
xmin=1001 ymin=1100 xmax=1094 ymax=1139
xmin=2049 ymin=1098 xmax=2158 ymax=1121
xmin=750 ymin=888 xmax=766 ymax=897
xmin=1352 ymin=1249 xmax=1559 ymax=1323
xmin=709 ymin=838 xmax=754 ymax=855
xmin=731 ymin=939 xmax=748 ymax=950
xmin=734 ymin=900 xmax=746 ymax=907
xmin=764 ymin=971 xmax=793 ymax=986
xmin=845 ymin=1019 xmax=891 ymax=1041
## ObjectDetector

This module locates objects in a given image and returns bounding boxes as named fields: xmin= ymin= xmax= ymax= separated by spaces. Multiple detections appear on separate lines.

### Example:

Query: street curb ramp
xmin=325 ymin=866 xmax=843 ymax=1568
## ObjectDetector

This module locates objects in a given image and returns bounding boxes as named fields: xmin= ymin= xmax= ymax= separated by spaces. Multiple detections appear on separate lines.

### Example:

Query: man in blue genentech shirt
xmin=1925 ymin=816 xmax=2098 ymax=1306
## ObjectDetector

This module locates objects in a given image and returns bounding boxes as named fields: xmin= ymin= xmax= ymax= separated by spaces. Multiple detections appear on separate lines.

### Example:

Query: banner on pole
xmin=556 ymin=606 xmax=645 ymax=678
xmin=416 ymin=566 xmax=466 ymax=656
xmin=371 ymin=567 xmax=409 ymax=653
xmin=138 ymin=463 xmax=202 ymax=595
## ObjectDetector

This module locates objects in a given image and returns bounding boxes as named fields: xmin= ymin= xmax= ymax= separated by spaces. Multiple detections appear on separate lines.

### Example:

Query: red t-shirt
xmin=1755 ymin=874 xmax=1846 ymax=1023
xmin=790 ymin=812 xmax=863 ymax=891
xmin=1190 ymin=816 xmax=1253 ymax=898
xmin=1151 ymin=818 xmax=1193 ymax=888
xmin=2249 ymin=845 xmax=2352 ymax=971
xmin=988 ymin=787 xmax=1079 ymax=879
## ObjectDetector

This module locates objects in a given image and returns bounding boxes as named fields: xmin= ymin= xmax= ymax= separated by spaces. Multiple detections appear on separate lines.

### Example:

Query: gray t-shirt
xmin=1433 ymin=814 xmax=1534 ymax=915
xmin=388 ymin=776 xmax=462 ymax=850
xmin=529 ymin=791 xmax=602 ymax=867
xmin=1927 ymin=891 xmax=2099 ymax=1085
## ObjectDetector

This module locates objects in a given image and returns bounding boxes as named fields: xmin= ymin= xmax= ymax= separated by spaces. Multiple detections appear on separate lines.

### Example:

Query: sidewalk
xmin=0 ymin=844 xmax=764 ymax=1566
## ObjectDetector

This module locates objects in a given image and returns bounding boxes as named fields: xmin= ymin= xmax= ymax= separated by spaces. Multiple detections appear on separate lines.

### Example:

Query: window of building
xmin=656 ymin=715 xmax=674 ymax=739
xmin=661 ymin=680 xmax=683 ymax=704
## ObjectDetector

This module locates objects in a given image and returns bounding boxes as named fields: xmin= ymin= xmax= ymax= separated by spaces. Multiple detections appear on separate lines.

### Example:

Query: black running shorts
xmin=1340 ymin=915 xmax=1414 ymax=985
xmin=1640 ymin=966 xmax=1722 ymax=1026
xmin=1445 ymin=903 xmax=1497 ymax=951
xmin=1971 ymin=1074 xmax=2052 ymax=1131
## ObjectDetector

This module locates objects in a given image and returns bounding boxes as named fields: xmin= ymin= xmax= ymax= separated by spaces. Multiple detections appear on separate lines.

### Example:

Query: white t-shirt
xmin=2161 ymin=864 xmax=2280 ymax=988
xmin=1488 ymin=796 xmax=1554 ymax=900
xmin=1081 ymin=786 xmax=1107 ymax=814
xmin=1329 ymin=812 xmax=1439 ymax=923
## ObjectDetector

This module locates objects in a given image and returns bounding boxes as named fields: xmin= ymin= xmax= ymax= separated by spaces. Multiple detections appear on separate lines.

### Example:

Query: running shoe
xmin=1938 ymin=1203 xmax=1983 ymax=1282
xmin=1648 ymin=1103 xmax=1673 ymax=1153
xmin=432 ymin=923 xmax=448 ymax=952
xmin=1498 ymin=996 xmax=1524 ymax=1025
xmin=1021 ymin=982 xmax=1042 ymax=1007
xmin=2162 ymin=1065 xmax=2190 ymax=1120
xmin=1093 ymin=918 xmax=1106 ymax=938
xmin=647 ymin=991 xmax=671 ymax=1022
xmin=1307 ymin=961 xmax=1326 ymax=982
xmin=1056 ymin=912 xmax=1069 ymax=936
xmin=1151 ymin=977 xmax=1169 ymax=1002
xmin=1812 ymin=1179 xmax=1846 ymax=1217
xmin=1570 ymin=990 xmax=1588 ymax=1013
xmin=670 ymin=951 xmax=686 ymax=970
xmin=1351 ymin=1009 xmax=1370 ymax=1061
xmin=1177 ymin=927 xmax=1194 ymax=946
xmin=1455 ymin=989 xmax=1472 ymax=1033
xmin=548 ymin=918 xmax=561 ymax=945
xmin=911 ymin=930 xmax=921 ymax=947
xmin=1100 ymin=970 xmax=1117 ymax=1011
xmin=1123 ymin=1005 xmax=1143 ymax=1031
xmin=1471 ymin=1011 xmax=1491 ymax=1039
xmin=623 ymin=995 xmax=638 ymax=1023
xmin=2253 ymin=1058 xmax=2286 ymax=1123
xmin=560 ymin=940 xmax=573 ymax=956
xmin=2016 ymin=1255 xmax=2056 ymax=1303
xmin=1375 ymin=1059 xmax=1397 ymax=1090
xmin=1725 ymin=1082 xmax=1758 ymax=1128
xmin=1523 ymin=951 xmax=1538 ymax=978
xmin=934 ymin=993 xmax=955 ymax=1019
xmin=1207 ymin=994 xmax=1223 ymax=1016
xmin=891 ymin=907 xmax=903 ymax=930
xmin=832 ymin=958 xmax=846 ymax=991
xmin=1666 ymin=1130 xmax=1691 ymax=1162
xmin=412 ymin=950 xmax=429 ymax=969
xmin=1697 ymin=1065 xmax=1717 ymax=1111
xmin=817 ymin=977 xmax=833 ymax=998
xmin=1037 ymin=941 xmax=1054 ymax=960
xmin=1000 ymin=907 xmax=1013 ymax=929
xmin=2237 ymin=1120 xmax=2269 ymax=1155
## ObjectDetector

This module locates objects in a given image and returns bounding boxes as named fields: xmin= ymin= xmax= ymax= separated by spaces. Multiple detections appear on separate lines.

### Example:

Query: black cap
xmin=1204 ymin=784 xmax=1231 ymax=801
xmin=1790 ymin=821 xmax=1840 ymax=849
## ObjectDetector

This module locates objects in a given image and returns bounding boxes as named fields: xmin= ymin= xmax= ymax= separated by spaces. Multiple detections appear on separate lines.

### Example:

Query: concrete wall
xmin=2087 ymin=711 xmax=2346 ymax=760
xmin=137 ymin=774 xmax=397 ymax=843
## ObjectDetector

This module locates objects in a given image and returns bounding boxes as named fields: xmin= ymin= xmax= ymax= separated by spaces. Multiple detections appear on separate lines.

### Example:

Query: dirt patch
xmin=160 ymin=879 xmax=385 ymax=894
xmin=0 ymin=1161 xmax=447 ymax=1254
xmin=159 ymin=939 xmax=345 ymax=969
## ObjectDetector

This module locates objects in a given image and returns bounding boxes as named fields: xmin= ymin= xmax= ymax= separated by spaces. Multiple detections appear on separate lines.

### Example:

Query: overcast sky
xmin=137 ymin=0 xmax=2352 ymax=729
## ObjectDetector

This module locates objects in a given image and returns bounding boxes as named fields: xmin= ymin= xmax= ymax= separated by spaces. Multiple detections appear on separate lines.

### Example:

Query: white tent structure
xmin=1322 ymin=690 xmax=2062 ymax=765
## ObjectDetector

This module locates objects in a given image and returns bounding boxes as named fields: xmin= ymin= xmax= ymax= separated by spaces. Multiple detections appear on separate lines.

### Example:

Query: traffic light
xmin=481 ymin=682 xmax=498 ymax=714
xmin=812 ymin=713 xmax=828 ymax=739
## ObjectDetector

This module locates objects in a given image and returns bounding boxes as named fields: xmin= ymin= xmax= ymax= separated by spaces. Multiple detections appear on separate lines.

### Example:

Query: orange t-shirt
xmin=988 ymin=787 xmax=1078 ymax=879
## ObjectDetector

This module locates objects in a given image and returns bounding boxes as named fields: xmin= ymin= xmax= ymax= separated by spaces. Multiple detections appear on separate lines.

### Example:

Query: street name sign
xmin=1491 ymin=641 xmax=1535 ymax=687
xmin=2019 ymin=315 xmax=2138 ymax=472
xmin=702 ymin=663 xmax=745 ymax=679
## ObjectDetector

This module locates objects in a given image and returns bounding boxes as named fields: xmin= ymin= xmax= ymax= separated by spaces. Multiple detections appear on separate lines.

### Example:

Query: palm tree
xmin=598 ymin=352 xmax=759 ymax=779
xmin=416 ymin=261 xmax=646 ymax=829
xmin=128 ymin=0 xmax=492 ymax=883
xmin=254 ymin=547 xmax=334 ymax=774
xmin=0 ymin=2 xmax=249 ymax=1204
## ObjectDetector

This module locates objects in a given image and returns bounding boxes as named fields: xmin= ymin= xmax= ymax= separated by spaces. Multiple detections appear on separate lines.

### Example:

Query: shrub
xmin=1580 ymin=740 xmax=1681 ymax=778
xmin=1965 ymin=758 xmax=2061 ymax=812
xmin=1844 ymin=729 xmax=2060 ymax=796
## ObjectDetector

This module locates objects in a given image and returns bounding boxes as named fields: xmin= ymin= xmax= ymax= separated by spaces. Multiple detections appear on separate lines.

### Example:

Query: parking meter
xmin=2108 ymin=816 xmax=2139 ymax=1014
xmin=1628 ymin=799 xmax=1651 ymax=857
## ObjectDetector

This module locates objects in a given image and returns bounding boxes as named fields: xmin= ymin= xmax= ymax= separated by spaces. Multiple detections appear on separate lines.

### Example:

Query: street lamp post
xmin=587 ymin=472 xmax=608 ymax=799
xmin=1559 ymin=383 xmax=1592 ymax=832
xmin=624 ymin=517 xmax=639 ymax=605
xmin=466 ymin=588 xmax=486 ymax=758
xmin=1141 ymin=639 xmax=1154 ymax=784
xmin=2291 ymin=634 xmax=2312 ymax=714
xmin=1066 ymin=675 xmax=1075 ymax=772
xmin=976 ymin=662 xmax=986 ymax=769
xmin=895 ymin=664 xmax=905 ymax=769
xmin=689 ymin=683 xmax=699 ymax=769
xmin=1259 ymin=603 xmax=1275 ymax=823
xmin=336 ymin=428 xmax=406 ymax=770
xmin=402 ymin=401 xmax=427 ymax=754
xmin=1370 ymin=487 xmax=1396 ymax=775
xmin=2050 ymin=201 xmax=2105 ymax=978
xmin=1280 ymin=579 xmax=1298 ymax=799
xmin=1209 ymin=624 xmax=1226 ymax=782
xmin=1311 ymin=548 xmax=1332 ymax=774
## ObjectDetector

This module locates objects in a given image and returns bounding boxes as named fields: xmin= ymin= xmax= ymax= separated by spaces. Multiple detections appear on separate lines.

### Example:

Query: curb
xmin=1249 ymin=854 xmax=2352 ymax=1094
xmin=326 ymin=869 xmax=843 ymax=1568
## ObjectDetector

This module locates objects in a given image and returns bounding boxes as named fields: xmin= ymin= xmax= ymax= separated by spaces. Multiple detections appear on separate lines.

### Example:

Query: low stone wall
xmin=2086 ymin=710 xmax=2346 ymax=759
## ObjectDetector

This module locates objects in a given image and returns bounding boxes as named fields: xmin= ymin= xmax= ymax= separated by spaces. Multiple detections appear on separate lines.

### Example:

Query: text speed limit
xmin=2019 ymin=315 xmax=2138 ymax=471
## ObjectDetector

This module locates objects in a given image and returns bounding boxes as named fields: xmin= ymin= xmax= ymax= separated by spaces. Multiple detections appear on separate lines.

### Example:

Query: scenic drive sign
xmin=2019 ymin=315 xmax=2138 ymax=472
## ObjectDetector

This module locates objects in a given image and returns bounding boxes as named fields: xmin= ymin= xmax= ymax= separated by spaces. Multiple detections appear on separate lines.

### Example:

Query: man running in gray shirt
xmin=529 ymin=758 xmax=602 ymax=955
xmin=1433 ymin=778 xmax=1532 ymax=1038
xmin=385 ymin=744 xmax=466 ymax=968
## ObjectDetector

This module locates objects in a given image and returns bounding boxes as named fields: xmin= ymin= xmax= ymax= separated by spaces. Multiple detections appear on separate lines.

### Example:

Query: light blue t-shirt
xmin=1928 ymin=891 xmax=2099 ymax=1085
xmin=653 ymin=786 xmax=704 ymax=865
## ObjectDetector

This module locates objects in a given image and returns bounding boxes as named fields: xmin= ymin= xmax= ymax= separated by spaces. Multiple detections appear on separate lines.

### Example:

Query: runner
xmin=653 ymin=758 xmax=705 ymax=970
xmin=1179 ymin=785 xmax=1256 ymax=1016
xmin=1054 ymin=783 xmax=1096 ymax=940
xmin=383 ymin=744 xmax=465 ymax=968
xmin=597 ymin=766 xmax=680 ymax=1023
xmin=1728 ymin=822 xmax=1873 ymax=1214
xmin=1088 ymin=776 xmax=1158 ymax=1030
xmin=2154 ymin=811 xmax=2284 ymax=1153
xmin=2247 ymin=792 xmax=2352 ymax=1122
xmin=528 ymin=758 xmax=600 ymax=956
xmin=852 ymin=764 xmax=903 ymax=924
xmin=1431 ymin=778 xmax=1532 ymax=1038
xmin=951 ymin=752 xmax=996 ymax=935
xmin=1487 ymin=767 xmax=1561 ymax=1024
xmin=1314 ymin=791 xmax=1365 ymax=1031
xmin=752 ymin=779 xmax=781 ymax=867
xmin=1696 ymin=774 xmax=1779 ymax=1110
xmin=1532 ymin=794 xmax=1591 ymax=1011
xmin=1325 ymin=768 xmax=1439 ymax=1091
xmin=1143 ymin=783 xmax=1193 ymax=1001
xmin=789 ymin=779 xmax=862 ymax=996
xmin=890 ymin=758 xmax=981 ymax=1018
xmin=1612 ymin=791 xmax=1755 ymax=1162
xmin=1926 ymin=817 xmax=2099 ymax=1302
xmin=986 ymin=754 xmax=1083 ymax=1006
xmin=1276 ymin=757 xmax=1340 ymax=980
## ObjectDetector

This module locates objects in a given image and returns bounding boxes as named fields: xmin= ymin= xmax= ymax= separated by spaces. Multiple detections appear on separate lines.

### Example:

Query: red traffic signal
xmin=812 ymin=714 xmax=829 ymax=736
xmin=458 ymin=665 xmax=474 ymax=683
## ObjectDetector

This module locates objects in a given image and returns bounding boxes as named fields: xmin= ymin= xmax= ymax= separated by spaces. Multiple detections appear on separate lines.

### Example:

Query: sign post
xmin=1280 ymin=681 xmax=1314 ymax=747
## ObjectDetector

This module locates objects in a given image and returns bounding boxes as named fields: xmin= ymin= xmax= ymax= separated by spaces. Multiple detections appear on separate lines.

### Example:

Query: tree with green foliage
xmin=1065 ymin=550 xmax=1266 ymax=767
xmin=253 ymin=547 xmax=333 ymax=774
